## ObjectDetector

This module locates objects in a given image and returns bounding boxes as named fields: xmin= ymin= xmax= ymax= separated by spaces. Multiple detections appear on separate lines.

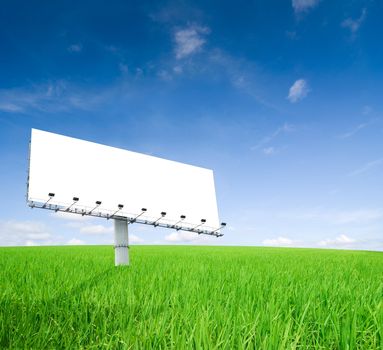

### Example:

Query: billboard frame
xmin=26 ymin=129 xmax=226 ymax=266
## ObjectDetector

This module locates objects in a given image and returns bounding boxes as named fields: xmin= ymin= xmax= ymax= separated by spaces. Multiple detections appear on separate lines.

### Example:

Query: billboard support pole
xmin=114 ymin=218 xmax=129 ymax=266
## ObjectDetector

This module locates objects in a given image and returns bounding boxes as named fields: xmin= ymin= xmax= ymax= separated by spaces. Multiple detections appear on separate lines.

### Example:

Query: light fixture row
xmin=43 ymin=193 xmax=227 ymax=228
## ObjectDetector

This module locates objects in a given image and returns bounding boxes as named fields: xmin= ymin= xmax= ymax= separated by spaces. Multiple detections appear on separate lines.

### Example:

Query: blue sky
xmin=0 ymin=0 xmax=382 ymax=250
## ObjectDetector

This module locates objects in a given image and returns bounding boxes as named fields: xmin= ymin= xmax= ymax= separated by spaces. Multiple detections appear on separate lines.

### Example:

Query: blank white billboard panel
xmin=28 ymin=129 xmax=220 ymax=230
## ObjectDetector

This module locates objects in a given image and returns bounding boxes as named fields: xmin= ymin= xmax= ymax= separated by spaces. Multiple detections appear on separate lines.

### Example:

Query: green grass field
xmin=0 ymin=246 xmax=382 ymax=349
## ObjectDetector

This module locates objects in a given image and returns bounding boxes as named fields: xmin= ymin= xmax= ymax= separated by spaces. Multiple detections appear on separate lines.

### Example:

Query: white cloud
xmin=348 ymin=158 xmax=383 ymax=176
xmin=68 ymin=44 xmax=82 ymax=52
xmin=66 ymin=238 xmax=86 ymax=245
xmin=262 ymin=234 xmax=363 ymax=250
xmin=341 ymin=9 xmax=367 ymax=34
xmin=165 ymin=231 xmax=211 ymax=243
xmin=174 ymin=25 xmax=210 ymax=59
xmin=292 ymin=0 xmax=320 ymax=13
xmin=79 ymin=224 xmax=113 ymax=235
xmin=262 ymin=236 xmax=296 ymax=246
xmin=0 ymin=220 xmax=53 ymax=246
xmin=318 ymin=234 xmax=356 ymax=247
xmin=130 ymin=234 xmax=144 ymax=243
xmin=287 ymin=79 xmax=309 ymax=103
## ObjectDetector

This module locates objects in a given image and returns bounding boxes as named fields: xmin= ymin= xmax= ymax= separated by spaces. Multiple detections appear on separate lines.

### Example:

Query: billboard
xmin=27 ymin=129 xmax=221 ymax=232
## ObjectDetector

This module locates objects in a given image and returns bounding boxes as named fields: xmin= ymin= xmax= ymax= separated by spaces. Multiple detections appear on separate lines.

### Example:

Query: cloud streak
xmin=339 ymin=121 xmax=372 ymax=139
xmin=348 ymin=158 xmax=383 ymax=176
xmin=252 ymin=123 xmax=295 ymax=151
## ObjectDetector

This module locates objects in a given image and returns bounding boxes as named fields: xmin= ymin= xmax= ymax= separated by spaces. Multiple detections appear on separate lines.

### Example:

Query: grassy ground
xmin=0 ymin=245 xmax=382 ymax=349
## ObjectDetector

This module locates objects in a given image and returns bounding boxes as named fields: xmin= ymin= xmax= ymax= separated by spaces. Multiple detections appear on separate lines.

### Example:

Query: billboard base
xmin=114 ymin=219 xmax=129 ymax=266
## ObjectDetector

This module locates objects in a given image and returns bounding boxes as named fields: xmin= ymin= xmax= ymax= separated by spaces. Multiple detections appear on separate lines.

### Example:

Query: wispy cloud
xmin=348 ymin=158 xmax=383 ymax=176
xmin=286 ymin=31 xmax=298 ymax=40
xmin=262 ymin=236 xmax=297 ymax=247
xmin=0 ymin=81 xmax=106 ymax=114
xmin=158 ymin=37 xmax=282 ymax=112
xmin=0 ymin=103 xmax=24 ymax=113
xmin=278 ymin=208 xmax=383 ymax=224
xmin=341 ymin=8 xmax=367 ymax=34
xmin=262 ymin=147 xmax=278 ymax=156
xmin=67 ymin=44 xmax=82 ymax=53
xmin=119 ymin=63 xmax=129 ymax=75
xmin=362 ymin=105 xmax=372 ymax=115
xmin=292 ymin=0 xmax=320 ymax=14
xmin=287 ymin=79 xmax=309 ymax=103
xmin=318 ymin=234 xmax=356 ymax=248
xmin=208 ymin=49 xmax=275 ymax=109
xmin=157 ymin=69 xmax=173 ymax=81
xmin=338 ymin=121 xmax=372 ymax=139
xmin=252 ymin=123 xmax=295 ymax=151
xmin=329 ymin=209 xmax=383 ymax=224
xmin=174 ymin=25 xmax=210 ymax=59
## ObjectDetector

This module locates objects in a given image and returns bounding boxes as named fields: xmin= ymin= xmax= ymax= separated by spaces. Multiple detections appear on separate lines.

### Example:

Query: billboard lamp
xmin=190 ymin=218 xmax=207 ymax=231
xmin=130 ymin=208 xmax=147 ymax=223
xmin=174 ymin=215 xmax=186 ymax=229
xmin=153 ymin=211 xmax=166 ymax=226
xmin=210 ymin=222 xmax=227 ymax=236
xmin=65 ymin=196 xmax=79 ymax=212
xmin=109 ymin=204 xmax=124 ymax=219
xmin=88 ymin=200 xmax=102 ymax=215
xmin=42 ymin=193 xmax=55 ymax=208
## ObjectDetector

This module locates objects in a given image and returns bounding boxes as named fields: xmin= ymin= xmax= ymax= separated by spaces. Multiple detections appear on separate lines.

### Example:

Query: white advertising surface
xmin=28 ymin=129 xmax=220 ymax=230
